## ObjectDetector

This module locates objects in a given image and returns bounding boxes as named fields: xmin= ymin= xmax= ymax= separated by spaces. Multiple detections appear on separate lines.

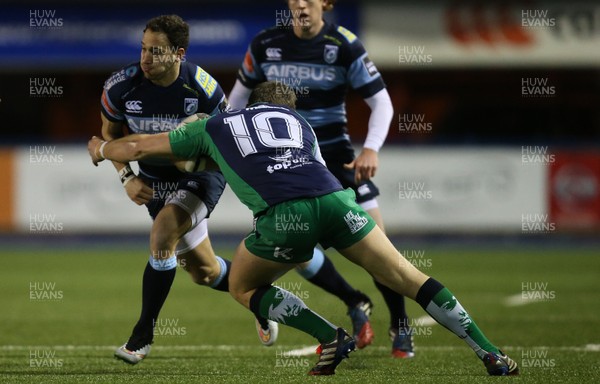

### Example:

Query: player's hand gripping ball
xmin=173 ymin=113 xmax=217 ymax=172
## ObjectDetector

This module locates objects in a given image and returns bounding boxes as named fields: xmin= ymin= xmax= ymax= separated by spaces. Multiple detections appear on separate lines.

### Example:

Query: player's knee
xmin=150 ymin=225 xmax=179 ymax=255
xmin=180 ymin=257 xmax=220 ymax=286
xmin=187 ymin=266 xmax=214 ymax=286
xmin=227 ymin=280 xmax=245 ymax=303
xmin=150 ymin=205 xmax=192 ymax=251
xmin=228 ymin=286 xmax=245 ymax=304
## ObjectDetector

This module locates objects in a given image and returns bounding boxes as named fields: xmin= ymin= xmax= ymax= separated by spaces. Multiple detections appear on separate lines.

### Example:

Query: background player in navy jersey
xmin=99 ymin=14 xmax=278 ymax=364
xmin=88 ymin=80 xmax=519 ymax=377
xmin=228 ymin=0 xmax=413 ymax=357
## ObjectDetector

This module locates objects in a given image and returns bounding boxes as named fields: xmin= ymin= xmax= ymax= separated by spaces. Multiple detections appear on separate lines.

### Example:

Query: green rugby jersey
xmin=169 ymin=103 xmax=343 ymax=215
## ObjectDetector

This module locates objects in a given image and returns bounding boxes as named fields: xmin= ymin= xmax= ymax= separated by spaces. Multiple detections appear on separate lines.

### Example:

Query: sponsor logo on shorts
xmin=343 ymin=210 xmax=368 ymax=234
xmin=357 ymin=184 xmax=371 ymax=196
xmin=273 ymin=247 xmax=293 ymax=260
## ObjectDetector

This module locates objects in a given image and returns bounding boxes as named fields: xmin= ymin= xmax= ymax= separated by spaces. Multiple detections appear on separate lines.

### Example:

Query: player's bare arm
xmin=88 ymin=133 xmax=172 ymax=166
xmin=101 ymin=113 xmax=154 ymax=205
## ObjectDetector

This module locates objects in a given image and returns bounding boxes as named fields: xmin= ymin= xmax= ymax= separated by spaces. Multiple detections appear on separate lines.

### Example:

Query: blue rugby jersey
xmin=101 ymin=61 xmax=227 ymax=180
xmin=236 ymin=21 xmax=385 ymax=146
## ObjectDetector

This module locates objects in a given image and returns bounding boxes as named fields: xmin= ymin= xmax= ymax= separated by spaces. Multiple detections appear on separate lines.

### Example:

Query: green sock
xmin=426 ymin=288 xmax=500 ymax=359
xmin=258 ymin=285 xmax=337 ymax=343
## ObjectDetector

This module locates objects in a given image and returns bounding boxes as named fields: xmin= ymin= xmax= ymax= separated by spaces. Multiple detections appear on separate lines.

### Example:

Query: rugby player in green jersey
xmin=89 ymin=81 xmax=518 ymax=377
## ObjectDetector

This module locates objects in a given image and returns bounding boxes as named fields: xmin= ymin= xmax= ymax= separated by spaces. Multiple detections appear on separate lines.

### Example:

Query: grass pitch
xmin=0 ymin=238 xmax=598 ymax=383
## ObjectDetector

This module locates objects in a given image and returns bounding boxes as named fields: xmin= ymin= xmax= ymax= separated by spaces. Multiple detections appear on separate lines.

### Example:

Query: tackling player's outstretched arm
xmin=88 ymin=133 xmax=172 ymax=166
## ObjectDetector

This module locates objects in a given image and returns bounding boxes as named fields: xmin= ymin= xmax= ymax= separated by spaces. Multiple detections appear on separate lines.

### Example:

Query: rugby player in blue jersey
xmin=99 ymin=14 xmax=278 ymax=364
xmin=228 ymin=0 xmax=413 ymax=356
xmin=88 ymin=81 xmax=519 ymax=377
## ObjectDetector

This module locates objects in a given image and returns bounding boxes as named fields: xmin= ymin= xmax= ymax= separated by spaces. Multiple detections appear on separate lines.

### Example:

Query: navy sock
xmin=373 ymin=279 xmax=409 ymax=331
xmin=129 ymin=262 xmax=176 ymax=348
xmin=415 ymin=277 xmax=445 ymax=307
xmin=210 ymin=257 xmax=230 ymax=292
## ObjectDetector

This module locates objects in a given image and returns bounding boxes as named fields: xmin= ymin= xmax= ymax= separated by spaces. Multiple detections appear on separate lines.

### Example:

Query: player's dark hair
xmin=144 ymin=15 xmax=190 ymax=51
xmin=248 ymin=81 xmax=297 ymax=109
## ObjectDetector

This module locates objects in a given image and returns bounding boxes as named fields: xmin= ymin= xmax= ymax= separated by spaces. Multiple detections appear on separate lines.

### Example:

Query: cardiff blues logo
xmin=324 ymin=44 xmax=339 ymax=64
xmin=184 ymin=98 xmax=198 ymax=115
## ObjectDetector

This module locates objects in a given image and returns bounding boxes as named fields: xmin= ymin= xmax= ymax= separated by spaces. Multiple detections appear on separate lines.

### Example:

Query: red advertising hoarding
xmin=549 ymin=151 xmax=600 ymax=230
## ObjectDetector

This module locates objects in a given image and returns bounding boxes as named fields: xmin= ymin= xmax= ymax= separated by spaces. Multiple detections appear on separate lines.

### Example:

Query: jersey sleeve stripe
xmin=243 ymin=50 xmax=255 ymax=74
xmin=101 ymin=90 xmax=123 ymax=120
xmin=237 ymin=50 xmax=263 ymax=87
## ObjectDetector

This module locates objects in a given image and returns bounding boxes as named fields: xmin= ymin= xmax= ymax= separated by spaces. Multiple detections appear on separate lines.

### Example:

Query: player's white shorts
xmin=165 ymin=190 xmax=209 ymax=254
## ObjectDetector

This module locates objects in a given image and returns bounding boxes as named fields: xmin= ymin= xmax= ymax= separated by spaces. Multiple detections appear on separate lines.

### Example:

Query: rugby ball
xmin=174 ymin=113 xmax=212 ymax=173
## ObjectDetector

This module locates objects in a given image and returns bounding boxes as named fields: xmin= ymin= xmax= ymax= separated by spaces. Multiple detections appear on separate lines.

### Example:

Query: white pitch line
xmin=414 ymin=315 xmax=437 ymax=326
xmin=283 ymin=345 xmax=318 ymax=356
xmin=0 ymin=345 xmax=253 ymax=351
xmin=285 ymin=291 xmax=573 ymax=356
xmin=0 ymin=294 xmax=581 ymax=357
xmin=2 ymin=344 xmax=598 ymax=353
xmin=504 ymin=292 xmax=552 ymax=307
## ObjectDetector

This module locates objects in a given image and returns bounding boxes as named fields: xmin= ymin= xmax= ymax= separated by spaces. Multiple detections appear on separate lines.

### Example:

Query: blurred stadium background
xmin=0 ymin=0 xmax=599 ymax=382
xmin=0 ymin=0 xmax=599 ymax=239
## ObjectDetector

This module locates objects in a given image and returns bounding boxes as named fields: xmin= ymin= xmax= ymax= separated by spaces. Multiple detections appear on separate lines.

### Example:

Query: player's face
xmin=140 ymin=30 xmax=182 ymax=83
xmin=288 ymin=0 xmax=325 ymax=34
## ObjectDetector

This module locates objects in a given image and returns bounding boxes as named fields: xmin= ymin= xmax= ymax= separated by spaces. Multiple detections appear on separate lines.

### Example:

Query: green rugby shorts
xmin=244 ymin=189 xmax=376 ymax=263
